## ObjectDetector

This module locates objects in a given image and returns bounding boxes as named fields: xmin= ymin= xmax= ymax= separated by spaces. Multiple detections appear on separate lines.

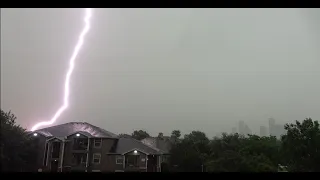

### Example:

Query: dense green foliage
xmin=131 ymin=130 xmax=150 ymax=140
xmin=169 ymin=118 xmax=320 ymax=172
xmin=280 ymin=118 xmax=320 ymax=172
xmin=1 ymin=110 xmax=38 ymax=172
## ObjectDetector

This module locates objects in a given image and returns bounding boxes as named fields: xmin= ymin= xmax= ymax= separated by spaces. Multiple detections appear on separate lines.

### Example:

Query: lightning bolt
xmin=31 ymin=8 xmax=93 ymax=131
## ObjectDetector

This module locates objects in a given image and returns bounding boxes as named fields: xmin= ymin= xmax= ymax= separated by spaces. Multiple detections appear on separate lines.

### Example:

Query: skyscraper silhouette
xmin=238 ymin=121 xmax=245 ymax=135
xmin=268 ymin=118 xmax=276 ymax=136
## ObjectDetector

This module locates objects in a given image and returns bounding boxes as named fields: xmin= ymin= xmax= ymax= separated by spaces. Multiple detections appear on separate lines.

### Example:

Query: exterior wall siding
xmin=103 ymin=155 xmax=124 ymax=172
xmin=90 ymin=138 xmax=116 ymax=172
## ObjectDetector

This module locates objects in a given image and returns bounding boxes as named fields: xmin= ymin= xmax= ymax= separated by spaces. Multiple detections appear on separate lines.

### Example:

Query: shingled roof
xmin=141 ymin=137 xmax=172 ymax=154
xmin=34 ymin=122 xmax=119 ymax=139
xmin=33 ymin=122 xmax=165 ymax=155
xmin=115 ymin=137 xmax=162 ymax=155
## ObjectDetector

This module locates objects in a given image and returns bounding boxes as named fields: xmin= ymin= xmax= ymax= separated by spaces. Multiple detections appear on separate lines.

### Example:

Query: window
xmin=116 ymin=155 xmax=123 ymax=164
xmin=94 ymin=138 xmax=102 ymax=148
xmin=92 ymin=153 xmax=101 ymax=164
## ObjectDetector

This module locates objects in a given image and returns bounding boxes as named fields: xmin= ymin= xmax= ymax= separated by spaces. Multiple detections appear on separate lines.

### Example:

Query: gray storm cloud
xmin=1 ymin=8 xmax=319 ymax=136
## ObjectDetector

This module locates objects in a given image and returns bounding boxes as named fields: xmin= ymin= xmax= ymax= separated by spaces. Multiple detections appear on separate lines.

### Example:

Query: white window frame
xmin=116 ymin=155 xmax=123 ymax=164
xmin=92 ymin=153 xmax=101 ymax=164
xmin=93 ymin=138 xmax=102 ymax=148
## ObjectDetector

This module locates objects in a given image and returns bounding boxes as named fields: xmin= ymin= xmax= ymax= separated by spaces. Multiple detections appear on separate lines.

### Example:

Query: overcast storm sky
xmin=1 ymin=8 xmax=320 ymax=137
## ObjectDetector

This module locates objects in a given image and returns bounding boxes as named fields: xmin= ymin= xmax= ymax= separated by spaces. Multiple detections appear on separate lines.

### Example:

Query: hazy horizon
xmin=1 ymin=8 xmax=320 ymax=137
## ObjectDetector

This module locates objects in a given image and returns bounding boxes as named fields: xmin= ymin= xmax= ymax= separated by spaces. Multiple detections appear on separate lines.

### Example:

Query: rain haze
xmin=1 ymin=8 xmax=320 ymax=137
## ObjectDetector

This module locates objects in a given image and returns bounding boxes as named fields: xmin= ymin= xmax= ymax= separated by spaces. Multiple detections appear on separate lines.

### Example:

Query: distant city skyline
xmin=230 ymin=118 xmax=285 ymax=138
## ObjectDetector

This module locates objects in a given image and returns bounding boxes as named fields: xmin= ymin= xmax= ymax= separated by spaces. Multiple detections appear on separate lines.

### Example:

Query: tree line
xmin=2 ymin=108 xmax=319 ymax=172
xmin=122 ymin=118 xmax=320 ymax=172
xmin=1 ymin=110 xmax=38 ymax=171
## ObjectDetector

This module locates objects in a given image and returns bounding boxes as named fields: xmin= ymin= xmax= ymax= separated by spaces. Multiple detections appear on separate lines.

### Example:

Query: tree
xmin=281 ymin=118 xmax=320 ymax=172
xmin=170 ymin=130 xmax=181 ymax=144
xmin=169 ymin=131 xmax=210 ymax=172
xmin=206 ymin=133 xmax=279 ymax=172
xmin=157 ymin=132 xmax=164 ymax=140
xmin=1 ymin=110 xmax=38 ymax=172
xmin=241 ymin=134 xmax=281 ymax=167
xmin=131 ymin=130 xmax=150 ymax=140
xmin=171 ymin=130 xmax=181 ymax=139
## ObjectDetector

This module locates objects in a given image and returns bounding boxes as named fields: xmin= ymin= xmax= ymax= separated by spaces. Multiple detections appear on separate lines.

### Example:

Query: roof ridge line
xmin=127 ymin=137 xmax=161 ymax=152
xmin=119 ymin=137 xmax=162 ymax=153
xmin=88 ymin=123 xmax=119 ymax=138
xmin=36 ymin=122 xmax=73 ymax=131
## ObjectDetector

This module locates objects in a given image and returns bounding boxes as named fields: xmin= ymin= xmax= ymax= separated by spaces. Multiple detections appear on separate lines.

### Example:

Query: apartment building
xmin=30 ymin=122 xmax=166 ymax=172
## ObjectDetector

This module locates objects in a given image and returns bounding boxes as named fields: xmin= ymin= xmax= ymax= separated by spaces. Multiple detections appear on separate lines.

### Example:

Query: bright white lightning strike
xmin=31 ymin=8 xmax=93 ymax=131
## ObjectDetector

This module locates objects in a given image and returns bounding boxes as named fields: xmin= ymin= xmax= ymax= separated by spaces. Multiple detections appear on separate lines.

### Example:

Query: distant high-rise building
xmin=268 ymin=118 xmax=285 ymax=138
xmin=260 ymin=126 xmax=267 ymax=137
xmin=238 ymin=121 xmax=252 ymax=136
xmin=238 ymin=121 xmax=245 ymax=135
xmin=268 ymin=118 xmax=276 ymax=136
